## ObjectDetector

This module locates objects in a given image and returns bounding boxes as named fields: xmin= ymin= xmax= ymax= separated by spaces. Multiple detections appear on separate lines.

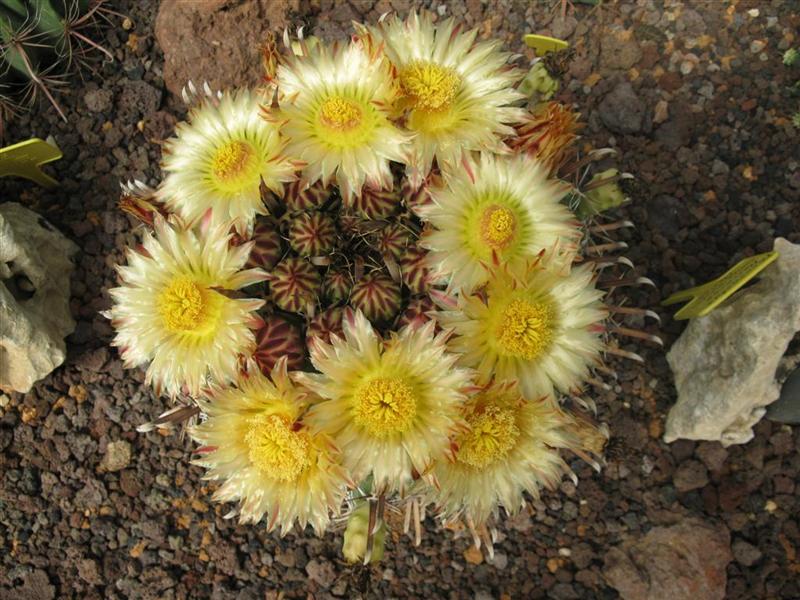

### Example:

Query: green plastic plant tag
xmin=523 ymin=34 xmax=569 ymax=56
xmin=0 ymin=138 xmax=62 ymax=188
xmin=661 ymin=251 xmax=779 ymax=320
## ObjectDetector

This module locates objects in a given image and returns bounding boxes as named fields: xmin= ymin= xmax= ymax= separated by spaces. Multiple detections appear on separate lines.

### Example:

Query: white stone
xmin=0 ymin=203 xmax=79 ymax=392
xmin=665 ymin=238 xmax=800 ymax=446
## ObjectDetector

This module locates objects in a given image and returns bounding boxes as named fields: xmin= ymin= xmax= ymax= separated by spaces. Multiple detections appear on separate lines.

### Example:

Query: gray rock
xmin=0 ymin=203 xmax=79 ymax=392
xmin=600 ymin=28 xmax=642 ymax=70
xmin=695 ymin=442 xmax=729 ymax=472
xmin=603 ymin=519 xmax=731 ymax=600
xmin=731 ymin=539 xmax=762 ymax=567
xmin=305 ymin=558 xmax=336 ymax=588
xmin=665 ymin=238 xmax=800 ymax=446
xmin=84 ymin=88 xmax=114 ymax=113
xmin=767 ymin=365 xmax=800 ymax=424
xmin=3 ymin=568 xmax=56 ymax=600
xmin=599 ymin=82 xmax=646 ymax=134
xmin=654 ymin=101 xmax=694 ymax=150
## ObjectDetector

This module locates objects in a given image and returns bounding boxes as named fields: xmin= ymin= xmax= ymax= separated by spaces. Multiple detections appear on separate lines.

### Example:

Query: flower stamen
xmin=157 ymin=276 xmax=217 ymax=334
xmin=212 ymin=140 xmax=256 ymax=182
xmin=354 ymin=377 xmax=417 ymax=437
xmin=319 ymin=96 xmax=363 ymax=131
xmin=400 ymin=61 xmax=461 ymax=111
xmin=457 ymin=405 xmax=519 ymax=469
xmin=479 ymin=205 xmax=517 ymax=250
xmin=245 ymin=413 xmax=312 ymax=482
xmin=496 ymin=298 xmax=556 ymax=360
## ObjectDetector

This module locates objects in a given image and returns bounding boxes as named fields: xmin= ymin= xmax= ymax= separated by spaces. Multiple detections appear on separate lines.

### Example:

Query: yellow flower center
xmin=319 ymin=96 xmax=363 ymax=131
xmin=211 ymin=140 xmax=256 ymax=182
xmin=457 ymin=405 xmax=519 ymax=469
xmin=354 ymin=377 xmax=417 ymax=437
xmin=157 ymin=276 xmax=220 ymax=334
xmin=496 ymin=298 xmax=556 ymax=360
xmin=400 ymin=61 xmax=461 ymax=111
xmin=245 ymin=413 xmax=312 ymax=482
xmin=479 ymin=205 xmax=517 ymax=250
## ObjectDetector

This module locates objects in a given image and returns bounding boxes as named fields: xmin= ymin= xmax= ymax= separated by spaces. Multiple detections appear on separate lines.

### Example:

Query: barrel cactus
xmin=108 ymin=11 xmax=659 ymax=564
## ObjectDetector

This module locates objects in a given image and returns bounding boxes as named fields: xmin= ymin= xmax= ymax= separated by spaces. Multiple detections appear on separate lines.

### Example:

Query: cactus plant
xmin=109 ymin=11 xmax=662 ymax=565
xmin=0 ymin=0 xmax=112 ymax=123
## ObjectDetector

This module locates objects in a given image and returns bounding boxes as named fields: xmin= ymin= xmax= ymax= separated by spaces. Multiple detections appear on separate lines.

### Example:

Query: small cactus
xmin=519 ymin=61 xmax=559 ymax=103
xmin=307 ymin=306 xmax=344 ymax=347
xmin=575 ymin=168 xmax=627 ymax=219
xmin=350 ymin=272 xmax=401 ymax=324
xmin=245 ymin=218 xmax=283 ymax=270
xmin=783 ymin=48 xmax=798 ymax=67
xmin=1 ymin=0 xmax=113 ymax=122
xmin=342 ymin=501 xmax=386 ymax=564
xmin=269 ymin=257 xmax=321 ymax=313
xmin=288 ymin=211 xmax=337 ymax=256
xmin=322 ymin=268 xmax=351 ymax=305
xmin=253 ymin=315 xmax=305 ymax=373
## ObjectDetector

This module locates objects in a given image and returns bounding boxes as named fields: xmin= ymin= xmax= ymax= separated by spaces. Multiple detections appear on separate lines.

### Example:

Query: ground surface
xmin=1 ymin=0 xmax=799 ymax=599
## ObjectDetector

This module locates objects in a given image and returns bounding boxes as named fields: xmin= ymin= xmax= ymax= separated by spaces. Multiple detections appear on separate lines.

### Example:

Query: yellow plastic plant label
xmin=523 ymin=34 xmax=569 ymax=56
xmin=661 ymin=251 xmax=779 ymax=320
xmin=0 ymin=138 xmax=62 ymax=188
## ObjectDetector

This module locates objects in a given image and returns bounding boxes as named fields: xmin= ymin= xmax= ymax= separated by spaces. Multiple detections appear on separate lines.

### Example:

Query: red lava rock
xmin=673 ymin=459 xmax=709 ymax=492
xmin=155 ymin=0 xmax=299 ymax=97
xmin=741 ymin=98 xmax=758 ymax=111
xmin=659 ymin=71 xmax=684 ymax=91
xmin=603 ymin=518 xmax=732 ymax=600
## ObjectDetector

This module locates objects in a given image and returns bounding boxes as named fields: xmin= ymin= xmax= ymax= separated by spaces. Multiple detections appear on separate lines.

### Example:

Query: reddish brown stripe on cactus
xmin=289 ymin=212 xmax=337 ymax=256
xmin=376 ymin=223 xmax=410 ymax=260
xmin=397 ymin=295 xmax=436 ymax=329
xmin=350 ymin=272 xmax=401 ymax=323
xmin=307 ymin=306 xmax=345 ymax=347
xmin=283 ymin=180 xmax=331 ymax=212
xmin=323 ymin=268 xmax=352 ymax=304
xmin=352 ymin=185 xmax=401 ymax=219
xmin=399 ymin=246 xmax=431 ymax=294
xmin=246 ymin=218 xmax=283 ymax=270
xmin=269 ymin=258 xmax=322 ymax=313
xmin=253 ymin=316 xmax=305 ymax=373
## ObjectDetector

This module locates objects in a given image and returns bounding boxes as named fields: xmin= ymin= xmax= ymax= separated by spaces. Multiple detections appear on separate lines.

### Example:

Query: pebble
xmin=84 ymin=89 xmax=114 ymax=113
xmin=673 ymin=460 xmax=710 ymax=492
xmin=598 ymin=82 xmax=646 ymax=134
xmin=653 ymin=100 xmax=669 ymax=124
xmin=98 ymin=440 xmax=132 ymax=472
xmin=732 ymin=539 xmax=763 ymax=566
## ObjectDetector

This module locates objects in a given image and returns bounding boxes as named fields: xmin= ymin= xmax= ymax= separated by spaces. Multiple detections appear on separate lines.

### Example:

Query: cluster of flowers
xmin=107 ymin=12 xmax=618 ymax=561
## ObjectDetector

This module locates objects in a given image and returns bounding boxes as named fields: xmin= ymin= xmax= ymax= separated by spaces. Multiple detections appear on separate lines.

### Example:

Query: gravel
xmin=1 ymin=1 xmax=798 ymax=598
